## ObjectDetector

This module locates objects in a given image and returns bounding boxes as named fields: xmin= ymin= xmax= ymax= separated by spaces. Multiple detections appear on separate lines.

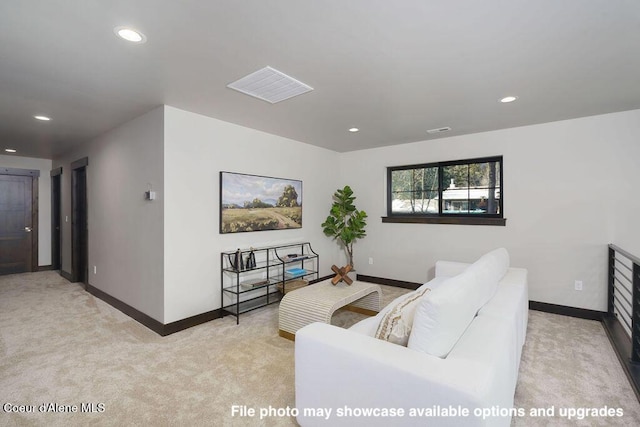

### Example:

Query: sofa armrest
xmin=295 ymin=323 xmax=500 ymax=427
xmin=435 ymin=260 xmax=470 ymax=278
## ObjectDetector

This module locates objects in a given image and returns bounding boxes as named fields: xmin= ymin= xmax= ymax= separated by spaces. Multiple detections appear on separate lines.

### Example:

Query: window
xmin=384 ymin=156 xmax=505 ymax=226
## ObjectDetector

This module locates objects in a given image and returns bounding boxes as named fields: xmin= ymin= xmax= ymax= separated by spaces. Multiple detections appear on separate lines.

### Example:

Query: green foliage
xmin=244 ymin=198 xmax=273 ymax=209
xmin=277 ymin=185 xmax=299 ymax=207
xmin=442 ymin=162 xmax=500 ymax=188
xmin=391 ymin=167 xmax=438 ymax=213
xmin=321 ymin=186 xmax=367 ymax=267
xmin=221 ymin=207 xmax=302 ymax=232
xmin=288 ymin=210 xmax=302 ymax=224
xmin=222 ymin=218 xmax=279 ymax=233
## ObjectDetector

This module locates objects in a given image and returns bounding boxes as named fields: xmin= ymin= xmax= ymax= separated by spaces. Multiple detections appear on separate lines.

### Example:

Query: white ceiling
xmin=1 ymin=0 xmax=639 ymax=159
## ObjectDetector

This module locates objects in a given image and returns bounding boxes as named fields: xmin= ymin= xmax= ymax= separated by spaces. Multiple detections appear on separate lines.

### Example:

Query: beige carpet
xmin=513 ymin=311 xmax=640 ymax=426
xmin=1 ymin=272 xmax=639 ymax=426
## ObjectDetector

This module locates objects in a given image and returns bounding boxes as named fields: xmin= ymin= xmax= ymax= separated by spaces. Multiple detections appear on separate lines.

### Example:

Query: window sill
xmin=381 ymin=216 xmax=506 ymax=226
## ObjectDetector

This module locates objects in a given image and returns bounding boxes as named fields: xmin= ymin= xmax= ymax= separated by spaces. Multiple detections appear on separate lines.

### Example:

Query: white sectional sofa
xmin=294 ymin=249 xmax=528 ymax=427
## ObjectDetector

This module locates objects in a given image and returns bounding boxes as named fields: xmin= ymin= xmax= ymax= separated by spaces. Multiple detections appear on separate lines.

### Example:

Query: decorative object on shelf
xmin=331 ymin=264 xmax=353 ymax=285
xmin=277 ymin=278 xmax=308 ymax=294
xmin=246 ymin=248 xmax=257 ymax=269
xmin=321 ymin=185 xmax=367 ymax=268
xmin=241 ymin=278 xmax=269 ymax=289
xmin=232 ymin=248 xmax=244 ymax=271
xmin=220 ymin=171 xmax=302 ymax=234
xmin=286 ymin=254 xmax=309 ymax=262
xmin=286 ymin=267 xmax=307 ymax=277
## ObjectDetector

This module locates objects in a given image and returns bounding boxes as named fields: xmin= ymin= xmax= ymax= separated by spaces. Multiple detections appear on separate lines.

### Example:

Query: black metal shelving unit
xmin=220 ymin=242 xmax=319 ymax=324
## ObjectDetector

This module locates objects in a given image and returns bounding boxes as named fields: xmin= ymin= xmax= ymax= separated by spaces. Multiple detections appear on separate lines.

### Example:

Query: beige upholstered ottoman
xmin=278 ymin=279 xmax=381 ymax=340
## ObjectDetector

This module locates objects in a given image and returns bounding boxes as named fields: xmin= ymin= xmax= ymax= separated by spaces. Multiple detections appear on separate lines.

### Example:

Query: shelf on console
xmin=223 ymin=291 xmax=283 ymax=315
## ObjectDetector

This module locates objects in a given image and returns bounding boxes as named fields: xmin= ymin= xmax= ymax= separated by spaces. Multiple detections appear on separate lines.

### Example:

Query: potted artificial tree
xmin=321 ymin=185 xmax=367 ymax=269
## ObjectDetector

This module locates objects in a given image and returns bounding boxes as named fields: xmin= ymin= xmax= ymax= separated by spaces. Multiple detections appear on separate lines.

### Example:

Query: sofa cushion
xmin=464 ymin=247 xmax=509 ymax=309
xmin=349 ymin=276 xmax=451 ymax=337
xmin=374 ymin=287 xmax=430 ymax=346
xmin=415 ymin=276 xmax=450 ymax=293
xmin=407 ymin=270 xmax=479 ymax=357
xmin=408 ymin=248 xmax=510 ymax=358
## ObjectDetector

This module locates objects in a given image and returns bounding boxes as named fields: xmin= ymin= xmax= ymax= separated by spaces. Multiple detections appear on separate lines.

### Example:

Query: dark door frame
xmin=50 ymin=167 xmax=62 ymax=270
xmin=71 ymin=158 xmax=88 ymax=285
xmin=0 ymin=167 xmax=39 ymax=272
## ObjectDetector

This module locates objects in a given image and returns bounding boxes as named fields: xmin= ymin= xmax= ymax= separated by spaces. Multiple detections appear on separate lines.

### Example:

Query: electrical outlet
xmin=368 ymin=257 xmax=374 ymax=265
xmin=93 ymin=266 xmax=97 ymax=275
xmin=574 ymin=280 xmax=583 ymax=291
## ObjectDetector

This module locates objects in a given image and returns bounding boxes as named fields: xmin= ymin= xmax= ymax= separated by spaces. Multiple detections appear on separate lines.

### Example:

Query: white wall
xmin=607 ymin=111 xmax=640 ymax=257
xmin=163 ymin=106 xmax=341 ymax=323
xmin=0 ymin=155 xmax=52 ymax=266
xmin=340 ymin=109 xmax=640 ymax=312
xmin=44 ymin=105 xmax=640 ymax=324
xmin=53 ymin=106 xmax=165 ymax=322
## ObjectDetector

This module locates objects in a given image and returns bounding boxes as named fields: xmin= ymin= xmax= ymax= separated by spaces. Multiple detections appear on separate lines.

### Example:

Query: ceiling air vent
xmin=427 ymin=127 xmax=452 ymax=134
xmin=227 ymin=66 xmax=313 ymax=104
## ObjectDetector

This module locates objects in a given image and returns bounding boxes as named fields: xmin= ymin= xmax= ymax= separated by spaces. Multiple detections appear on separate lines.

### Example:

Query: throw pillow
xmin=374 ymin=287 xmax=431 ymax=346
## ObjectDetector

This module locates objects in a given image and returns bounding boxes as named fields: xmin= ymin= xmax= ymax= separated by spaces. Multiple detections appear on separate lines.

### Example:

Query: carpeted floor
xmin=1 ymin=271 xmax=639 ymax=426
xmin=514 ymin=312 xmax=640 ymax=426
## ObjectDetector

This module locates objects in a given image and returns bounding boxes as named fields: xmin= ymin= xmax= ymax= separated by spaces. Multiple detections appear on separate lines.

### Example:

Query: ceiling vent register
xmin=427 ymin=127 xmax=452 ymax=134
xmin=227 ymin=66 xmax=313 ymax=104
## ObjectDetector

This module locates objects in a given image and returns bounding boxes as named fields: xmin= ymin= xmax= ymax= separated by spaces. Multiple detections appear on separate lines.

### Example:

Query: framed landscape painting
xmin=220 ymin=171 xmax=302 ymax=234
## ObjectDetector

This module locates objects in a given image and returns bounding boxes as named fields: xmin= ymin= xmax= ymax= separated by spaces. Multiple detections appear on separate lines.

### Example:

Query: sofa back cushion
xmin=407 ymin=270 xmax=478 ymax=357
xmin=464 ymin=247 xmax=509 ymax=309
xmin=408 ymin=248 xmax=510 ymax=358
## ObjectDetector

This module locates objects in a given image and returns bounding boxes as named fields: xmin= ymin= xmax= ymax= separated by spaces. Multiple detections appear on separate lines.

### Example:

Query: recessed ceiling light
xmin=5 ymin=148 xmax=17 ymax=153
xmin=34 ymin=115 xmax=51 ymax=121
xmin=500 ymin=96 xmax=518 ymax=103
xmin=349 ymin=128 xmax=359 ymax=133
xmin=114 ymin=26 xmax=147 ymax=43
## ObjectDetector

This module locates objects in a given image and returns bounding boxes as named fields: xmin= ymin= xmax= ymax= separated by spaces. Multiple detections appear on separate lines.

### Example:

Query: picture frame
xmin=220 ymin=171 xmax=302 ymax=234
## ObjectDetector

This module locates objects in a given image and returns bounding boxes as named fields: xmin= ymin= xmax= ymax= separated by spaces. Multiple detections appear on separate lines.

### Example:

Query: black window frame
xmin=383 ymin=155 xmax=505 ymax=226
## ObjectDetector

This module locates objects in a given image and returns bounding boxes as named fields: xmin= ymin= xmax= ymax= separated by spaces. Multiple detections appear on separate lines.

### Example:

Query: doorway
xmin=51 ymin=168 xmax=62 ymax=270
xmin=71 ymin=158 xmax=88 ymax=285
xmin=0 ymin=168 xmax=39 ymax=275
